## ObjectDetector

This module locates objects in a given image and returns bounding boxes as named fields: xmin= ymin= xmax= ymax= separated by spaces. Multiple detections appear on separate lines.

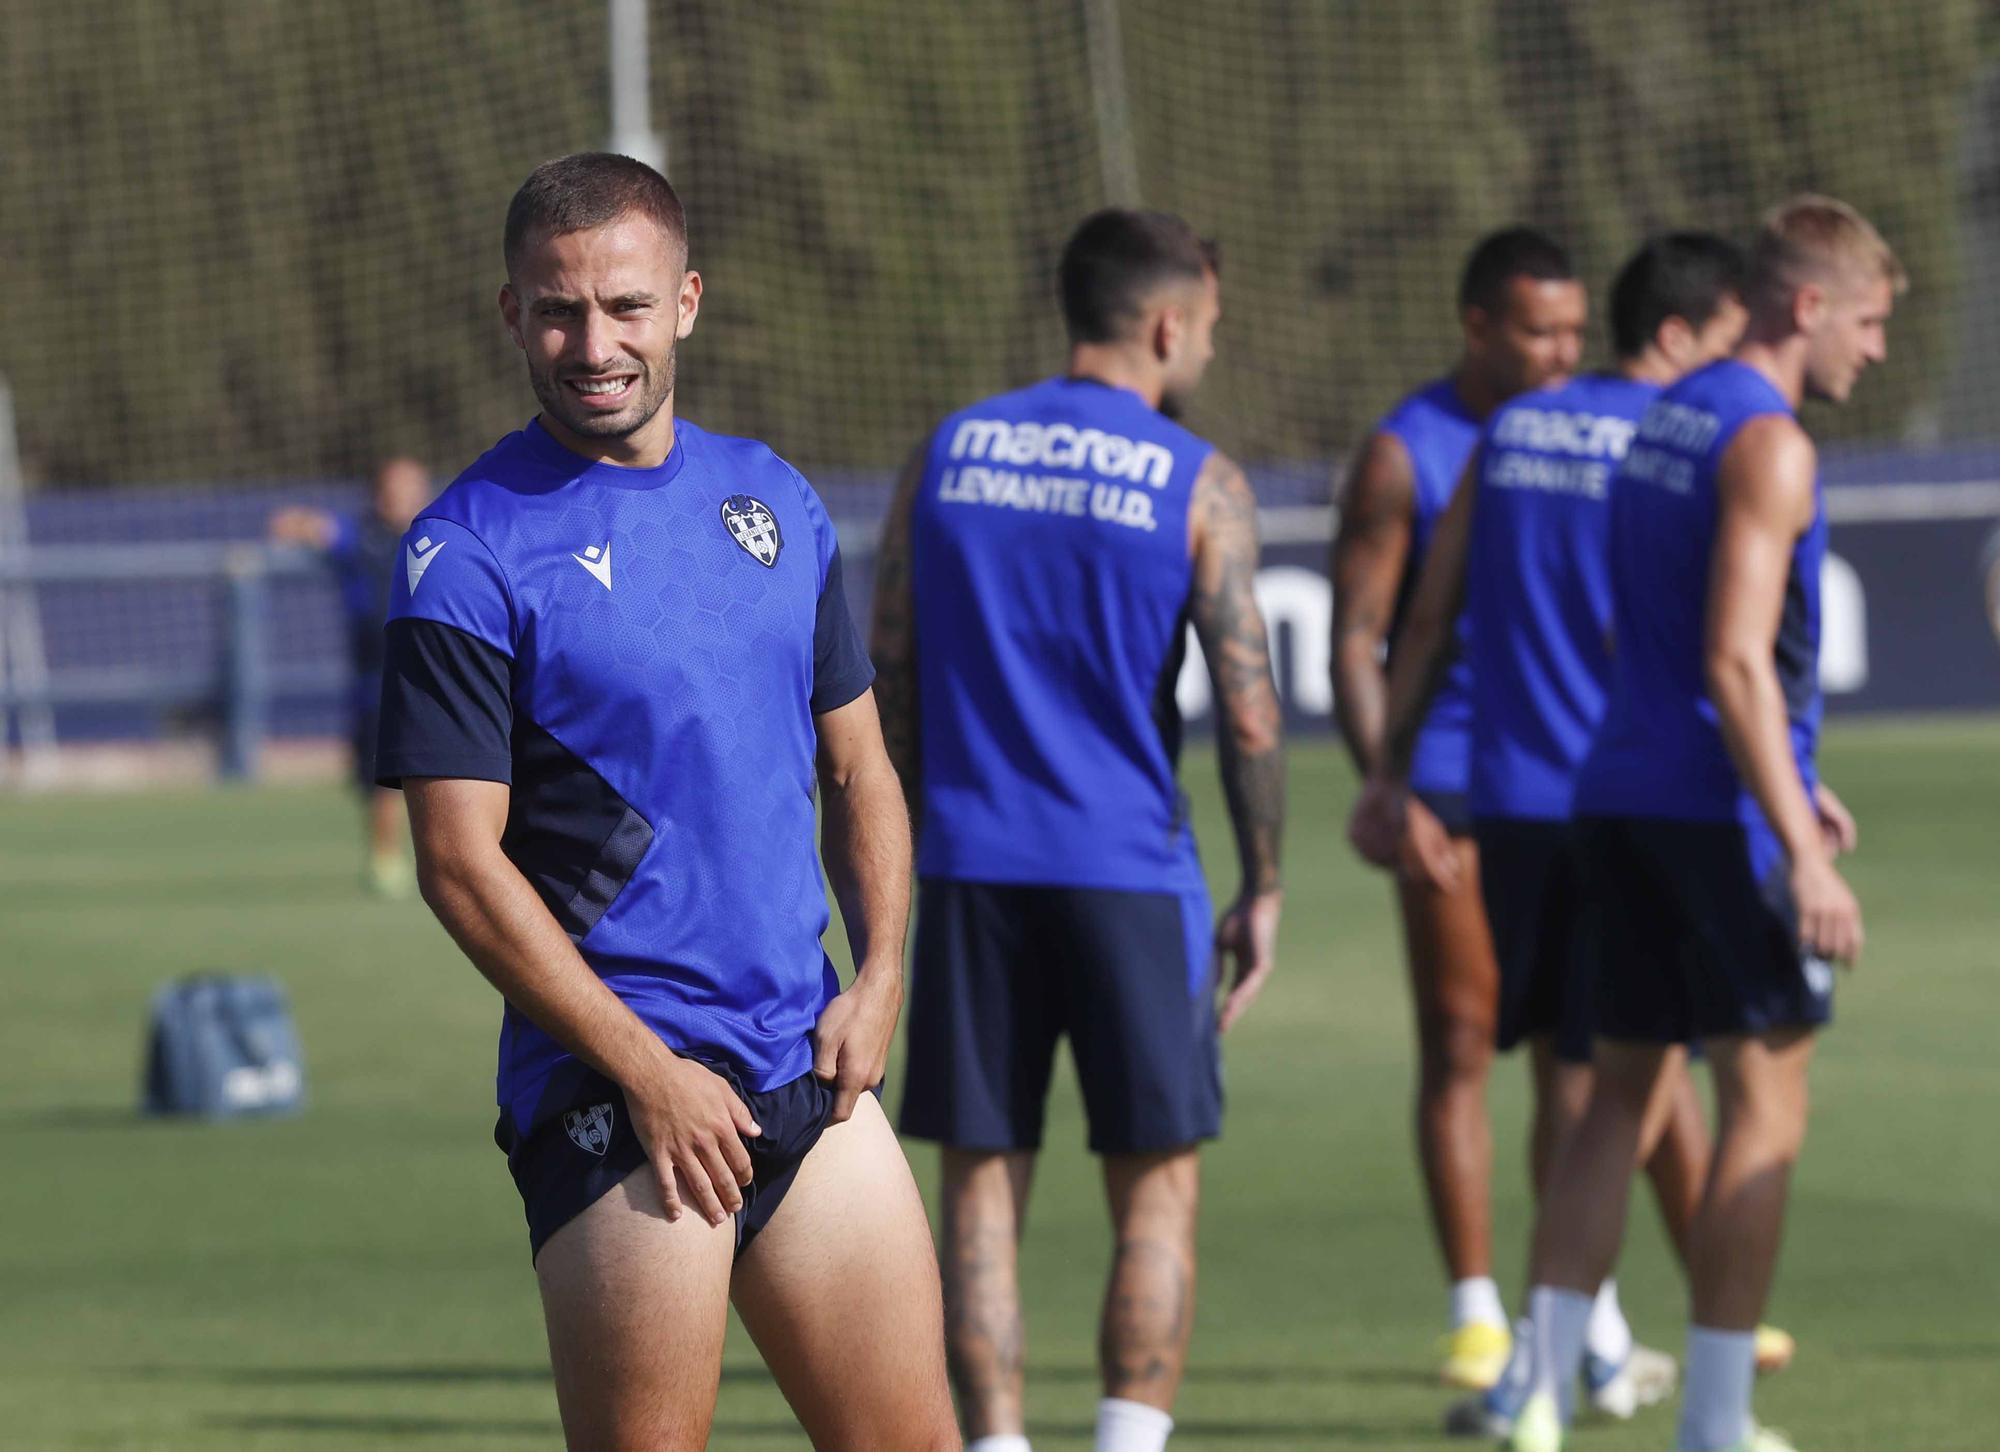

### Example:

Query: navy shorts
xmin=1579 ymin=816 xmax=1835 ymax=1044
xmin=495 ymin=1057 xmax=835 ymax=1263
xmin=1414 ymin=787 xmax=1472 ymax=837
xmin=899 ymin=879 xmax=1221 ymax=1155
xmin=1475 ymin=817 xmax=1595 ymax=1064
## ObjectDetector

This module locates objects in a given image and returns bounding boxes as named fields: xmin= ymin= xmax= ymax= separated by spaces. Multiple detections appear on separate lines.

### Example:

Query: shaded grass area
xmin=2 ymin=722 xmax=1995 ymax=1448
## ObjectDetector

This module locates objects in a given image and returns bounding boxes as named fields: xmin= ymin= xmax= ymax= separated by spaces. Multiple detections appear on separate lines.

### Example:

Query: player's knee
xmin=1418 ymin=1009 xmax=1493 ymax=1086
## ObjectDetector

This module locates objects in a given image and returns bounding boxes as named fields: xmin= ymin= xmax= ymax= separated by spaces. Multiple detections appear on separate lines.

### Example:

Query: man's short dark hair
xmin=1608 ymin=232 xmax=1747 ymax=358
xmin=504 ymin=153 xmax=688 ymax=277
xmin=1058 ymin=209 xmax=1219 ymax=345
xmin=1457 ymin=226 xmax=1574 ymax=315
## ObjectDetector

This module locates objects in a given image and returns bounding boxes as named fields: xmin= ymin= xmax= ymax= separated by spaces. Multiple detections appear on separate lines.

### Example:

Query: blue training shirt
xmin=374 ymin=418 xmax=875 ymax=1129
xmin=1576 ymin=359 xmax=1827 ymax=826
xmin=911 ymin=375 xmax=1212 ymax=894
xmin=1463 ymin=374 xmax=1658 ymax=820
xmin=1377 ymin=379 xmax=1481 ymax=799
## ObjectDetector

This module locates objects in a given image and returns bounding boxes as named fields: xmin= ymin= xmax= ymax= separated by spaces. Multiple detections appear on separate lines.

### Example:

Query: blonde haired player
xmin=1500 ymin=195 xmax=1904 ymax=1452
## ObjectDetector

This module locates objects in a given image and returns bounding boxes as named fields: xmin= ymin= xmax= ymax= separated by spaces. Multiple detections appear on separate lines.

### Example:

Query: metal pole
xmin=608 ymin=0 xmax=665 ymax=173
xmin=0 ymin=375 xmax=58 ymax=787
xmin=1082 ymin=0 xmax=1140 ymax=205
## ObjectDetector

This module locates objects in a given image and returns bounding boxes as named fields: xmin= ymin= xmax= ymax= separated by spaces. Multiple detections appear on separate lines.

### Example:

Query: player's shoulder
xmin=675 ymin=419 xmax=834 ymax=540
xmin=680 ymin=418 xmax=813 ymax=493
xmin=421 ymin=425 xmax=571 ymax=532
xmin=1377 ymin=375 xmax=1471 ymax=439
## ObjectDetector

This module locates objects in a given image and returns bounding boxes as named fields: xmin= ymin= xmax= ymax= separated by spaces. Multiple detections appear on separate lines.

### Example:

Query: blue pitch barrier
xmin=2 ymin=459 xmax=1998 ymax=776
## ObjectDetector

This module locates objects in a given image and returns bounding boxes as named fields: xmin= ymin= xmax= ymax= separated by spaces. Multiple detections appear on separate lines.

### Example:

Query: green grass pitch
xmin=2 ymin=723 xmax=1996 ymax=1449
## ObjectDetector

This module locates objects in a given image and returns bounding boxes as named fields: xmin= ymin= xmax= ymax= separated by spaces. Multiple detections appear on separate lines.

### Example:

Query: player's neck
xmin=1067 ymin=348 xmax=1164 ymax=410
xmin=1449 ymin=365 xmax=1505 ymax=421
xmin=1731 ymin=332 xmax=1808 ymax=409
xmin=1617 ymin=349 xmax=1678 ymax=386
xmin=537 ymin=401 xmax=680 ymax=470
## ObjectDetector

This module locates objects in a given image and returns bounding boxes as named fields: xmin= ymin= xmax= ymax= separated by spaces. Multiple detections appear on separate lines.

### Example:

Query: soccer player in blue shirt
xmin=1351 ymin=234 xmax=1755 ymax=1435
xmin=375 ymin=154 xmax=958 ymax=1450
xmin=1331 ymin=228 xmax=1585 ymax=1390
xmin=1481 ymin=198 xmax=1901 ymax=1452
xmin=870 ymin=209 xmax=1284 ymax=1452
xmin=269 ymin=456 xmax=430 ymax=897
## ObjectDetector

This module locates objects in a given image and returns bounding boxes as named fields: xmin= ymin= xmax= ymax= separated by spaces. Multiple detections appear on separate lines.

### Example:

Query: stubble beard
xmin=532 ymin=342 xmax=677 ymax=441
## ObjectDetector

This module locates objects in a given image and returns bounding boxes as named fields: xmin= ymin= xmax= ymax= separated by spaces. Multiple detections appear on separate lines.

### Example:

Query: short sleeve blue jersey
xmin=376 ymin=418 xmax=874 ymax=1131
xmin=1376 ymin=379 xmax=1481 ymax=798
xmin=910 ymin=376 xmax=1212 ymax=893
xmin=1463 ymin=374 xmax=1658 ymax=819
xmin=1576 ymin=360 xmax=1827 ymax=825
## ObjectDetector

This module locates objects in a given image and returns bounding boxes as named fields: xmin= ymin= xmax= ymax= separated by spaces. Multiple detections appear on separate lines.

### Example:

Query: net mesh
xmin=4 ymin=0 xmax=1992 ymax=491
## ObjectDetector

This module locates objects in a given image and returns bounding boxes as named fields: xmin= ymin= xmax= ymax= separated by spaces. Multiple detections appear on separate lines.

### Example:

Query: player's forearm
xmin=1217 ymin=706 xmax=1286 ymax=896
xmin=1381 ymin=616 xmax=1454 ymax=781
xmin=417 ymin=844 xmax=668 ymax=1085
xmin=819 ymin=756 xmax=913 ymax=980
xmin=1707 ymin=650 xmax=1825 ymax=863
xmin=1332 ymin=640 xmax=1387 ymax=776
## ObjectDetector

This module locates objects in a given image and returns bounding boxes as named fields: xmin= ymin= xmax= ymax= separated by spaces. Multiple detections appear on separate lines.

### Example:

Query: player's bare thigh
xmin=1396 ymin=836 xmax=1500 ymax=1033
xmin=733 ymin=1093 xmax=959 ymax=1451
xmin=533 ymin=1165 xmax=738 ymax=1452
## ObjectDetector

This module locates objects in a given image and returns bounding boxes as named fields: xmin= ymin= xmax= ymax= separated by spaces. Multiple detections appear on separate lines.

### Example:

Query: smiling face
xmin=499 ymin=212 xmax=701 ymax=466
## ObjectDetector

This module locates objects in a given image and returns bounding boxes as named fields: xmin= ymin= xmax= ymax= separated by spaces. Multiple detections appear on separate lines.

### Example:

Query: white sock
xmin=967 ymin=1438 xmax=1033 ymax=1452
xmin=1678 ymin=1326 xmax=1755 ymax=1451
xmin=1450 ymin=1275 xmax=1508 ymax=1329
xmin=1095 ymin=1396 xmax=1173 ymax=1452
xmin=1586 ymin=1277 xmax=1634 ymax=1365
xmin=1527 ymin=1284 xmax=1594 ymax=1422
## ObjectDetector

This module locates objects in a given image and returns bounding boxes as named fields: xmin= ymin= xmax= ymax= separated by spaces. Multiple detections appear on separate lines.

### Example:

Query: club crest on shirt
xmin=720 ymin=494 xmax=782 ymax=567
xmin=563 ymin=1102 xmax=614 ymax=1157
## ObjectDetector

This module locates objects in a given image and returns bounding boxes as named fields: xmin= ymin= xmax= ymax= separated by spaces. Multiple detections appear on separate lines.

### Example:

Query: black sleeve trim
xmin=375 ymin=618 xmax=515 ymax=788
xmin=811 ymin=545 xmax=877 ymax=715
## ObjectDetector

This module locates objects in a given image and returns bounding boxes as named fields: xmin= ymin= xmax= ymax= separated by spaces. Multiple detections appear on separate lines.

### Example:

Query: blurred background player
xmin=1352 ymin=233 xmax=1758 ymax=1435
xmin=377 ymin=153 xmax=956 ymax=1450
xmin=873 ymin=208 xmax=1285 ymax=1452
xmin=1499 ymin=196 xmax=1902 ymax=1452
xmin=268 ymin=456 xmax=431 ymax=896
xmin=1330 ymin=226 xmax=1585 ymax=1390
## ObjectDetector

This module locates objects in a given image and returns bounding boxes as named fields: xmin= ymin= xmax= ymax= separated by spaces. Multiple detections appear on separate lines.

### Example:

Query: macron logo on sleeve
xmin=404 ymin=535 xmax=446 ymax=594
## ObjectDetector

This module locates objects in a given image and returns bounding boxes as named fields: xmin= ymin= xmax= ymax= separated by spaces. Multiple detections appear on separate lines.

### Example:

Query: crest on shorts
xmin=563 ymin=1102 xmax=614 ymax=1157
xmin=720 ymin=494 xmax=782 ymax=567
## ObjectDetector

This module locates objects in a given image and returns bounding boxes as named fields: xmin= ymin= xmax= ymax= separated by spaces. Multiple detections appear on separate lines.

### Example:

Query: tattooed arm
xmin=868 ymin=445 xmax=925 ymax=831
xmin=1188 ymin=450 xmax=1285 ymax=1031
xmin=1329 ymin=430 xmax=1416 ymax=777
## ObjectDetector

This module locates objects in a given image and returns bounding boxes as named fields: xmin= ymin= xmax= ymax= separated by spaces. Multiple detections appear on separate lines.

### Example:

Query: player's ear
xmin=499 ymin=284 xmax=525 ymax=349
xmin=1155 ymin=300 xmax=1185 ymax=364
xmin=1656 ymin=315 xmax=1695 ymax=368
xmin=676 ymin=270 xmax=703 ymax=341
xmin=1461 ymin=304 xmax=1491 ymax=353
xmin=1794 ymin=280 xmax=1826 ymax=336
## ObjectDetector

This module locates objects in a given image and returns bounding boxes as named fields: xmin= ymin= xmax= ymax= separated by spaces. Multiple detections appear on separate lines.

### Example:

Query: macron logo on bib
xmin=404 ymin=535 xmax=446 ymax=594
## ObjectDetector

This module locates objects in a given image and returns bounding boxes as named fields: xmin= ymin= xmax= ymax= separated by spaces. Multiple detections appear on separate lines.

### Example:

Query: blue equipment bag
xmin=142 ymin=974 xmax=307 ymax=1118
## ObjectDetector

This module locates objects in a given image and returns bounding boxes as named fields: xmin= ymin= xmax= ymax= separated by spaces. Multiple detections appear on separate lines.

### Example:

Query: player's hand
xmin=1346 ymin=775 xmax=1404 ymax=870
xmin=1790 ymin=851 xmax=1864 ymax=966
xmin=1215 ymin=888 xmax=1282 ymax=1033
xmin=1813 ymin=781 xmax=1858 ymax=856
xmin=625 ymin=1050 xmax=762 ymax=1227
xmin=1398 ymin=793 xmax=1462 ymax=893
xmin=812 ymin=964 xmax=903 ymax=1124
